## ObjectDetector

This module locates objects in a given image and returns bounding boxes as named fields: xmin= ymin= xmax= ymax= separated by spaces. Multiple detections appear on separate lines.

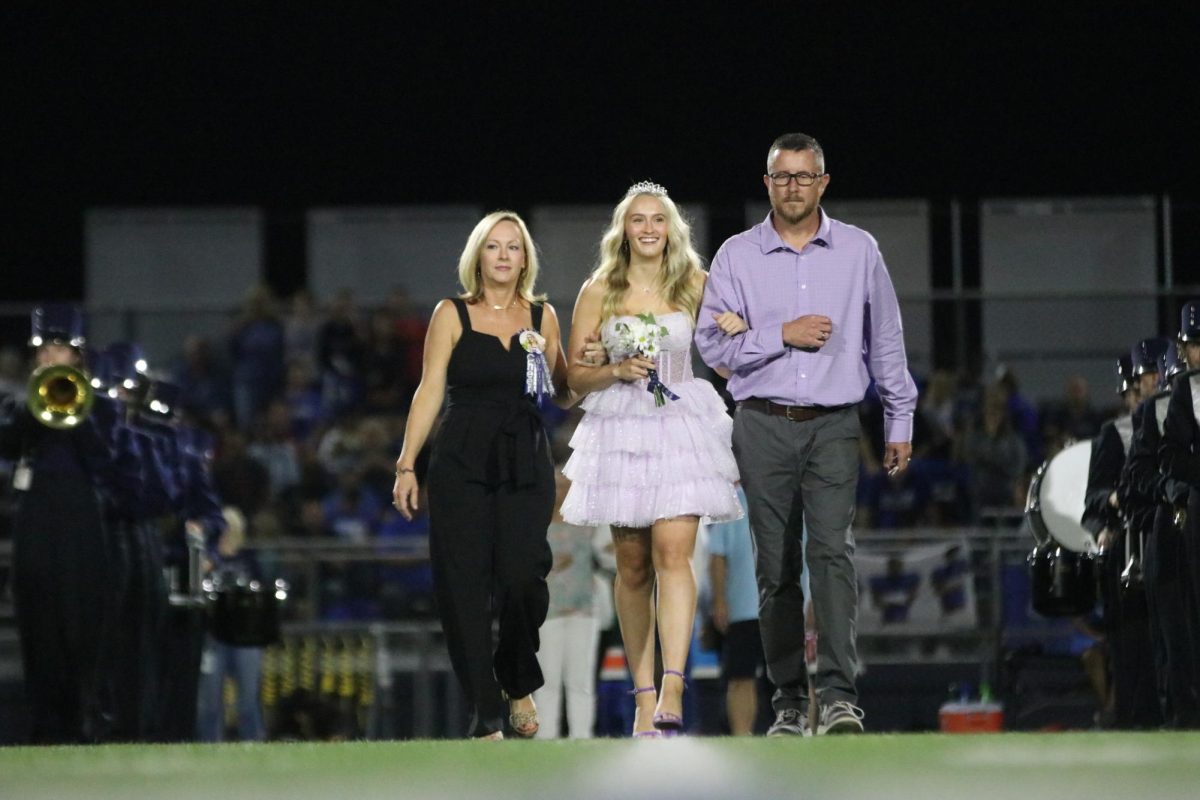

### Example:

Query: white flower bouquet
xmin=613 ymin=313 xmax=678 ymax=407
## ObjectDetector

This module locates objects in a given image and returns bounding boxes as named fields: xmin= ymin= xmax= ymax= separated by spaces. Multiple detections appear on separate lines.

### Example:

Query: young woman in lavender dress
xmin=564 ymin=182 xmax=744 ymax=736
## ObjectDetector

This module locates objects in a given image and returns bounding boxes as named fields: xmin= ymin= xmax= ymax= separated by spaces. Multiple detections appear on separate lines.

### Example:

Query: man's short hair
xmin=767 ymin=132 xmax=825 ymax=174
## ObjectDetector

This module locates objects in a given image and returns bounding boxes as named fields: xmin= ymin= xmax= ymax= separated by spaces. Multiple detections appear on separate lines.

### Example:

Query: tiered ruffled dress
xmin=562 ymin=311 xmax=742 ymax=527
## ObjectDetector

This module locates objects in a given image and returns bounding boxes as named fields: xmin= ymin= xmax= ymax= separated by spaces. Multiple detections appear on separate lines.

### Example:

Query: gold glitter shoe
xmin=507 ymin=695 xmax=539 ymax=739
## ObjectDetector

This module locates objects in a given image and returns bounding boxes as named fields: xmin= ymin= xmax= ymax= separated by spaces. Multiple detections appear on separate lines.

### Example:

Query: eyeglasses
xmin=768 ymin=171 xmax=825 ymax=187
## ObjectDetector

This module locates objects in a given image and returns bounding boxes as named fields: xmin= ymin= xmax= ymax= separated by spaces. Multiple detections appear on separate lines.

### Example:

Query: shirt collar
xmin=760 ymin=208 xmax=832 ymax=254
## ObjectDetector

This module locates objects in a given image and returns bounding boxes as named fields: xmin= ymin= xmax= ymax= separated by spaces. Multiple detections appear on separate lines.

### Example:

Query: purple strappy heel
xmin=652 ymin=670 xmax=687 ymax=731
xmin=630 ymin=685 xmax=663 ymax=738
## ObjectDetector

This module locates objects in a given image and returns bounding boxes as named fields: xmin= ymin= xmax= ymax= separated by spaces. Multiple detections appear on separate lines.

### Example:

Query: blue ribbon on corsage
xmin=518 ymin=329 xmax=554 ymax=405
xmin=645 ymin=364 xmax=680 ymax=408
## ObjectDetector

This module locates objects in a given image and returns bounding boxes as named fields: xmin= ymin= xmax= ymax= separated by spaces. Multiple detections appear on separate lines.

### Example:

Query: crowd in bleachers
xmin=857 ymin=366 xmax=1108 ymax=530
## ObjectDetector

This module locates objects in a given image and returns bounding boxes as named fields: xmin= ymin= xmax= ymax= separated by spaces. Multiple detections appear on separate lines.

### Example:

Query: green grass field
xmin=2 ymin=733 xmax=1199 ymax=800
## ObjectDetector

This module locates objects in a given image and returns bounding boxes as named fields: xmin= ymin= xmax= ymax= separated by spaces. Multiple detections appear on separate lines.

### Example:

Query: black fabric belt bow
xmin=447 ymin=396 xmax=543 ymax=489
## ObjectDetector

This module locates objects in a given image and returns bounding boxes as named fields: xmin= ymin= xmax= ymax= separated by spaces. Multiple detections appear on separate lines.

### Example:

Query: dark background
xmin=4 ymin=3 xmax=1199 ymax=302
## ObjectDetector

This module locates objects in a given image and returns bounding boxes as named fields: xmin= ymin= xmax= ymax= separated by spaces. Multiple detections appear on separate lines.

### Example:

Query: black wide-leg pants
xmin=1103 ymin=528 xmax=1161 ymax=729
xmin=1145 ymin=506 xmax=1198 ymax=727
xmin=107 ymin=518 xmax=168 ymax=740
xmin=427 ymin=460 xmax=553 ymax=738
xmin=12 ymin=474 xmax=112 ymax=743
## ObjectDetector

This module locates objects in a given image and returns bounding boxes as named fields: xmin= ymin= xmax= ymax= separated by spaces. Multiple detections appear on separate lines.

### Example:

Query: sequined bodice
xmin=601 ymin=311 xmax=695 ymax=384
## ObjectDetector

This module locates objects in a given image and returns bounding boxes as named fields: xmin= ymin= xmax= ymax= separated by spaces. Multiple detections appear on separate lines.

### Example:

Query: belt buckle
xmin=784 ymin=404 xmax=796 ymax=422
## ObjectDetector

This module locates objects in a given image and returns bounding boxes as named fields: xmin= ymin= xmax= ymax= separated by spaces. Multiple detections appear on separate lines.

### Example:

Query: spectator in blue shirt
xmin=229 ymin=285 xmax=286 ymax=433
xmin=707 ymin=487 xmax=764 ymax=735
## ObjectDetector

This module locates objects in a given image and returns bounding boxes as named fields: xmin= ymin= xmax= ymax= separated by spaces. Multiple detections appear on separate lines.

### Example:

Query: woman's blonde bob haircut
xmin=456 ymin=211 xmax=546 ymax=304
xmin=591 ymin=185 xmax=703 ymax=323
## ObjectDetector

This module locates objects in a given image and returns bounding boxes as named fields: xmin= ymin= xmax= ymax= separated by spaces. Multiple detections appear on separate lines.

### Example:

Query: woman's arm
xmin=566 ymin=278 xmax=655 ymax=398
xmin=393 ymin=300 xmax=458 ymax=519
xmin=539 ymin=303 xmax=581 ymax=409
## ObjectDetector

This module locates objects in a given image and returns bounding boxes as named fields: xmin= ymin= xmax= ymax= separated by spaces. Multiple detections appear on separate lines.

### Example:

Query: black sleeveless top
xmin=431 ymin=298 xmax=549 ymax=489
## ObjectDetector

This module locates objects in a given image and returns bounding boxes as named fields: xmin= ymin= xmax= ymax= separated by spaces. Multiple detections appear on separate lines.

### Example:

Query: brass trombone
xmin=26 ymin=363 xmax=95 ymax=429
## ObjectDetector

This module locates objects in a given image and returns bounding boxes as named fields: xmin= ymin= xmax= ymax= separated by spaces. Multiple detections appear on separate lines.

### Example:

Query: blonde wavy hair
xmin=592 ymin=184 xmax=703 ymax=323
xmin=457 ymin=211 xmax=545 ymax=304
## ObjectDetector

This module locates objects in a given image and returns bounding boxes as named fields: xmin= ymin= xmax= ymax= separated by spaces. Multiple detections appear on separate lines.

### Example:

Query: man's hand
xmin=883 ymin=442 xmax=913 ymax=476
xmin=782 ymin=314 xmax=833 ymax=348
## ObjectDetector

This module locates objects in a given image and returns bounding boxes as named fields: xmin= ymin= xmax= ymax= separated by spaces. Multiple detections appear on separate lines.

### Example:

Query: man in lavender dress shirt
xmin=696 ymin=132 xmax=918 ymax=736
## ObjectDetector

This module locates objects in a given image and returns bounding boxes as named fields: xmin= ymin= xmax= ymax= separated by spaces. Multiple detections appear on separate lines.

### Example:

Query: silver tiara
xmin=625 ymin=180 xmax=668 ymax=198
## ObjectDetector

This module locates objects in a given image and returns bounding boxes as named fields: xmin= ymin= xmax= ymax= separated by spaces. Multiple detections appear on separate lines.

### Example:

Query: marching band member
xmin=152 ymin=392 xmax=226 ymax=742
xmin=97 ymin=342 xmax=177 ymax=741
xmin=1083 ymin=343 xmax=1160 ymax=729
xmin=1082 ymin=354 xmax=1137 ymax=549
xmin=1156 ymin=300 xmax=1200 ymax=728
xmin=0 ymin=305 xmax=118 ymax=742
xmin=1122 ymin=339 xmax=1196 ymax=727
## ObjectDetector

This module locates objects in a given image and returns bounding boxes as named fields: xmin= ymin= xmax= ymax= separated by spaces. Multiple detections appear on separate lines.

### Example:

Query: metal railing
xmin=0 ymin=521 xmax=1057 ymax=738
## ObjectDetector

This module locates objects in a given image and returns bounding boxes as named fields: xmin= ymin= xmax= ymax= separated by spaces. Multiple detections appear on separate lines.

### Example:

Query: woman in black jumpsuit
xmin=393 ymin=212 xmax=577 ymax=739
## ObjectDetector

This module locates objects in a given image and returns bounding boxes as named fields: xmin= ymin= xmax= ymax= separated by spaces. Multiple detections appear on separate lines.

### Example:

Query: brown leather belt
xmin=739 ymin=398 xmax=853 ymax=422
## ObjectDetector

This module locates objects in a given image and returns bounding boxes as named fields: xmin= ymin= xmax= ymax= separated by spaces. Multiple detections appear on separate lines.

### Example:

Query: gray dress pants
xmin=732 ymin=404 xmax=861 ymax=711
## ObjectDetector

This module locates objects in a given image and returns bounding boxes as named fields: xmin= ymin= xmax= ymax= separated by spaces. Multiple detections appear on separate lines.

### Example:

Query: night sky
xmin=3 ymin=3 xmax=1199 ymax=301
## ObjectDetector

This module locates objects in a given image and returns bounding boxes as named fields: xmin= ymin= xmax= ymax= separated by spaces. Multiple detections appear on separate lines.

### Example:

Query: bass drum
xmin=1025 ymin=440 xmax=1098 ymax=617
xmin=205 ymin=576 xmax=289 ymax=647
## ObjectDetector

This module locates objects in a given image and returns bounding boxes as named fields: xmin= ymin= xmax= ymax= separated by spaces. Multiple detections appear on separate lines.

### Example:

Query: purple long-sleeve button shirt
xmin=695 ymin=210 xmax=918 ymax=443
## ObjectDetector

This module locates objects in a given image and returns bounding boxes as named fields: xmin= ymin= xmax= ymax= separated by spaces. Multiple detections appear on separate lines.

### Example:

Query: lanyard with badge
xmin=12 ymin=456 xmax=32 ymax=491
xmin=12 ymin=425 xmax=35 ymax=492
